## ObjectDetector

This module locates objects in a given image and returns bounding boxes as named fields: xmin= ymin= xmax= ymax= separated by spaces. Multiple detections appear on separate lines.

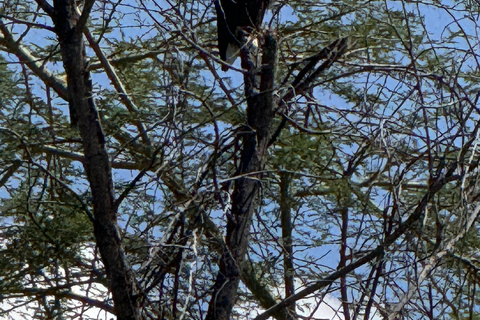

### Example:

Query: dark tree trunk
xmin=51 ymin=1 xmax=140 ymax=319
xmin=206 ymin=31 xmax=277 ymax=320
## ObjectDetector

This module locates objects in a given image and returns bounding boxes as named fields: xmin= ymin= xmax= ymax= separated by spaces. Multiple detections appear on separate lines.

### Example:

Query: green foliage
xmin=2 ymin=0 xmax=480 ymax=319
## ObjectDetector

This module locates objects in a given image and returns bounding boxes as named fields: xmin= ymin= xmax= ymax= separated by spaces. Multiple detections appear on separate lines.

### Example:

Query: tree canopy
xmin=2 ymin=0 xmax=480 ymax=319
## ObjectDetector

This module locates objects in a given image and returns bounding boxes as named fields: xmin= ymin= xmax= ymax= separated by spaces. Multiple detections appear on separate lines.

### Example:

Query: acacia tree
xmin=2 ymin=0 xmax=480 ymax=319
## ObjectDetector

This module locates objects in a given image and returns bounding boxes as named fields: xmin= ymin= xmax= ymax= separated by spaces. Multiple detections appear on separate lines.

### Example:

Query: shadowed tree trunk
xmin=206 ymin=31 xmax=277 ymax=320
xmin=48 ymin=1 xmax=140 ymax=319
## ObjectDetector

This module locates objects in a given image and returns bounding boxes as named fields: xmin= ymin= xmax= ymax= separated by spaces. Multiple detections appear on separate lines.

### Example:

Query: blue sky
xmin=2 ymin=0 xmax=480 ymax=319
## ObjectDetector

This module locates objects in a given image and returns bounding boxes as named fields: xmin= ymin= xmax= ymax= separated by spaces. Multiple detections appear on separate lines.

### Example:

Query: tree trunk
xmin=51 ymin=1 xmax=140 ymax=319
xmin=206 ymin=31 xmax=277 ymax=320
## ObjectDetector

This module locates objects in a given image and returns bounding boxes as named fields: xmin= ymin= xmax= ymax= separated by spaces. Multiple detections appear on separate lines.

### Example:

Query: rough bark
xmin=50 ymin=1 xmax=140 ymax=319
xmin=206 ymin=31 xmax=277 ymax=320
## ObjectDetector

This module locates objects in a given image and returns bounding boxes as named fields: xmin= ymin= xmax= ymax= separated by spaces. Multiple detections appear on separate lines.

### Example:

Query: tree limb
xmin=254 ymin=159 xmax=459 ymax=320
xmin=0 ymin=19 xmax=68 ymax=100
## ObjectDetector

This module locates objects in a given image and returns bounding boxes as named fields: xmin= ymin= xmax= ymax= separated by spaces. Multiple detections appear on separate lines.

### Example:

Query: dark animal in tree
xmin=214 ymin=0 xmax=270 ymax=71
